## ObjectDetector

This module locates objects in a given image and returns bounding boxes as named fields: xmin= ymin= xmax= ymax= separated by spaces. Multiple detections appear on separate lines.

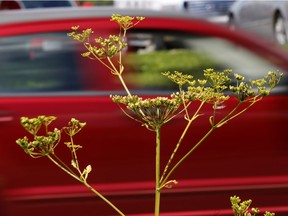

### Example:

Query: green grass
xmin=124 ymin=49 xmax=224 ymax=90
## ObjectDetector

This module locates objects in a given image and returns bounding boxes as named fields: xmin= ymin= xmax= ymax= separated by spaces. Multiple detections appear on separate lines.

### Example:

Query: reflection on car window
xmin=0 ymin=33 xmax=83 ymax=93
xmin=1 ymin=30 xmax=286 ymax=95
xmin=124 ymin=31 xmax=284 ymax=92
xmin=23 ymin=0 xmax=73 ymax=8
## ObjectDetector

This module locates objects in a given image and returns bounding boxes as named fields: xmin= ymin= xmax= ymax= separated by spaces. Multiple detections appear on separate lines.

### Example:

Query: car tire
xmin=274 ymin=13 xmax=288 ymax=45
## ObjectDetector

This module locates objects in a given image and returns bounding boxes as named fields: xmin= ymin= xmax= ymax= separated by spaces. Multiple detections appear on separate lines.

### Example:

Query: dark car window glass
xmin=124 ymin=30 xmax=287 ymax=93
xmin=0 ymin=32 xmax=83 ymax=93
xmin=22 ymin=1 xmax=73 ymax=8
xmin=183 ymin=0 xmax=235 ymax=16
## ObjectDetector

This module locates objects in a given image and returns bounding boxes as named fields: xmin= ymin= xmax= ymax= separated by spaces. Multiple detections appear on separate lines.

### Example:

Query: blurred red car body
xmin=0 ymin=7 xmax=288 ymax=216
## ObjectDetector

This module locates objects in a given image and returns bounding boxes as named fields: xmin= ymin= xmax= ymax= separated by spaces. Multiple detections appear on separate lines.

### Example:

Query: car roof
xmin=0 ymin=6 xmax=220 ymax=25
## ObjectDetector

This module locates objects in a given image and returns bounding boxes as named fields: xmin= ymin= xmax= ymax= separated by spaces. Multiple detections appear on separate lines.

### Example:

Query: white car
xmin=228 ymin=0 xmax=288 ymax=44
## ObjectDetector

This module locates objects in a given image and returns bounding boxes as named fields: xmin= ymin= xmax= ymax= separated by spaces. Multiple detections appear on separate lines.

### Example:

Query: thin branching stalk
xmin=47 ymin=154 xmax=125 ymax=216
xmin=69 ymin=135 xmax=81 ymax=174
xmin=105 ymin=52 xmax=131 ymax=96
xmin=83 ymin=43 xmax=115 ymax=73
xmin=118 ymin=29 xmax=127 ymax=74
xmin=52 ymin=153 xmax=77 ymax=177
xmin=48 ymin=154 xmax=80 ymax=181
xmin=161 ymin=100 xmax=248 ymax=184
xmin=161 ymin=125 xmax=214 ymax=185
xmin=154 ymin=126 xmax=161 ymax=216
xmin=224 ymin=96 xmax=262 ymax=123
xmin=83 ymin=181 xmax=125 ymax=216
xmin=118 ymin=73 xmax=131 ymax=96
xmin=160 ymin=101 xmax=205 ymax=185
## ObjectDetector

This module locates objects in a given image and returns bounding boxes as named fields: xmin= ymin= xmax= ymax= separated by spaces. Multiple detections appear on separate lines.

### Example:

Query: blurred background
xmin=1 ymin=1 xmax=288 ymax=216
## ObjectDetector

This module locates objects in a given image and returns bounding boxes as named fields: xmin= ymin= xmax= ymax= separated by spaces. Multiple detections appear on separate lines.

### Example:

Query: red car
xmin=0 ymin=7 xmax=288 ymax=216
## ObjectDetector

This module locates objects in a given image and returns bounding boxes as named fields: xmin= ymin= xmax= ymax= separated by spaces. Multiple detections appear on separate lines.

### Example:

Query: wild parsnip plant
xmin=16 ymin=14 xmax=282 ymax=216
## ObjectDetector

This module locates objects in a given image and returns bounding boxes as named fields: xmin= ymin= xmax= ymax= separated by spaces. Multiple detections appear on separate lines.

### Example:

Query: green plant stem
xmin=160 ymin=101 xmax=205 ymax=185
xmin=83 ymin=181 xmax=125 ymax=216
xmin=224 ymin=97 xmax=261 ymax=123
xmin=179 ymin=87 xmax=190 ymax=120
xmin=84 ymin=44 xmax=115 ymax=73
xmin=105 ymin=57 xmax=131 ymax=96
xmin=70 ymin=135 xmax=81 ymax=173
xmin=53 ymin=153 xmax=76 ymax=176
xmin=119 ymin=29 xmax=126 ymax=74
xmin=161 ymin=99 xmax=257 ymax=184
xmin=160 ymin=119 xmax=192 ymax=185
xmin=118 ymin=73 xmax=131 ymax=96
xmin=155 ymin=127 xmax=161 ymax=216
xmin=162 ymin=125 xmax=216 ymax=185
xmin=47 ymin=155 xmax=125 ymax=216
xmin=48 ymin=154 xmax=79 ymax=181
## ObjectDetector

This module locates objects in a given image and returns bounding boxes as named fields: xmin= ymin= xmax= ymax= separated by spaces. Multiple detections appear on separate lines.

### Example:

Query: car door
xmin=235 ymin=0 xmax=256 ymax=26
xmin=251 ymin=0 xmax=275 ymax=36
xmin=233 ymin=0 xmax=271 ymax=31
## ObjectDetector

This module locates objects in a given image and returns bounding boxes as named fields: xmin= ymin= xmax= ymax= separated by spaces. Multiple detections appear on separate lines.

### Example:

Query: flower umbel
xmin=16 ymin=116 xmax=60 ymax=158
xmin=230 ymin=71 xmax=283 ymax=101
xmin=165 ymin=70 xmax=230 ymax=106
xmin=68 ymin=31 xmax=127 ymax=60
xmin=64 ymin=118 xmax=86 ymax=137
xmin=162 ymin=71 xmax=195 ymax=87
xmin=111 ymin=14 xmax=145 ymax=31
xmin=204 ymin=68 xmax=232 ymax=91
xmin=111 ymin=95 xmax=182 ymax=130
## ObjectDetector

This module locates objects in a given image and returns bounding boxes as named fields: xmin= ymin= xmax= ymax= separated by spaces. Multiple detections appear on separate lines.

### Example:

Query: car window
xmin=124 ymin=30 xmax=286 ymax=93
xmin=0 ymin=30 xmax=287 ymax=95
xmin=22 ymin=0 xmax=74 ymax=8
xmin=0 ymin=32 xmax=84 ymax=93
